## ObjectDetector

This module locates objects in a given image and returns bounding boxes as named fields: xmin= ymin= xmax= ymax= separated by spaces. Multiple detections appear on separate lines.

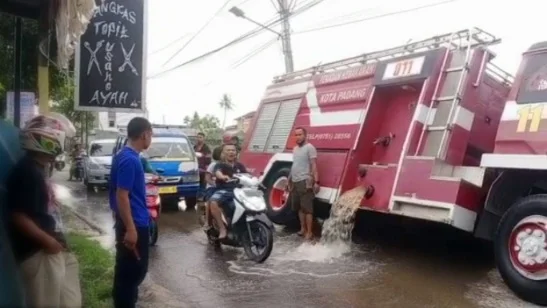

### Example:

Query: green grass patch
xmin=68 ymin=233 xmax=114 ymax=308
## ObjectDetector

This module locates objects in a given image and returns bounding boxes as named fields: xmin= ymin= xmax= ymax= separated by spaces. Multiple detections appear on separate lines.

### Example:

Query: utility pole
xmin=279 ymin=0 xmax=294 ymax=73
xmin=229 ymin=2 xmax=295 ymax=73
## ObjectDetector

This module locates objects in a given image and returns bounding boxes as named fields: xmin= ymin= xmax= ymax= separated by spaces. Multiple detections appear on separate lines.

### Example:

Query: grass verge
xmin=68 ymin=233 xmax=114 ymax=308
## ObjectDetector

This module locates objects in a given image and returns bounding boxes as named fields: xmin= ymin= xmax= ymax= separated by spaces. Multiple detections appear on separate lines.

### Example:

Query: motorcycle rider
xmin=194 ymin=132 xmax=212 ymax=193
xmin=68 ymin=143 xmax=83 ymax=181
xmin=5 ymin=115 xmax=81 ymax=307
xmin=209 ymin=143 xmax=247 ymax=239
xmin=203 ymin=146 xmax=223 ymax=230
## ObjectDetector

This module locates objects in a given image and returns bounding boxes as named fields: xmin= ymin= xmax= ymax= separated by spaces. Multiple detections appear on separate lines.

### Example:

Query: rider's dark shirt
xmin=6 ymin=155 xmax=67 ymax=262
xmin=214 ymin=161 xmax=247 ymax=190
xmin=194 ymin=143 xmax=211 ymax=170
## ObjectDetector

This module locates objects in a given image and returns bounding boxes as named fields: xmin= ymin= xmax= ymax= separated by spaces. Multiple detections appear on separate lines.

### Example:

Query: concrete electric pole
xmin=279 ymin=0 xmax=295 ymax=73
xmin=229 ymin=1 xmax=295 ymax=73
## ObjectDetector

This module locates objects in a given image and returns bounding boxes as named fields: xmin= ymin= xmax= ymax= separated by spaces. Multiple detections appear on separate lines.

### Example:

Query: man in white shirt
xmin=288 ymin=127 xmax=319 ymax=241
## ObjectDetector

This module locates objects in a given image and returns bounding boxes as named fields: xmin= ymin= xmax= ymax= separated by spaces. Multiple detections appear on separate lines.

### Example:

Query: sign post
xmin=6 ymin=91 xmax=36 ymax=127
xmin=75 ymin=0 xmax=147 ymax=113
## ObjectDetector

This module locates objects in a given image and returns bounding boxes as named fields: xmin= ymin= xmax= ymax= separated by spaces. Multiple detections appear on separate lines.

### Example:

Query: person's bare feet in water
xmin=304 ymin=232 xmax=314 ymax=241
xmin=297 ymin=229 xmax=305 ymax=237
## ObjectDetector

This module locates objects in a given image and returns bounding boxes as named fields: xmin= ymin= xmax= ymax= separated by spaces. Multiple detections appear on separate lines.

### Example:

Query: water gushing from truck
xmin=321 ymin=186 xmax=367 ymax=244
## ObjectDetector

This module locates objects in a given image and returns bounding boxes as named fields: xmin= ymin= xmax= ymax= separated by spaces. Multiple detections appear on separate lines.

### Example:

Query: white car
xmin=83 ymin=139 xmax=116 ymax=189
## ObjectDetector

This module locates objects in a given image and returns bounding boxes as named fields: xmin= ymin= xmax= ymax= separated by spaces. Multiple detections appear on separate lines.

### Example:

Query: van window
xmin=145 ymin=138 xmax=194 ymax=161
xmin=516 ymin=53 xmax=547 ymax=104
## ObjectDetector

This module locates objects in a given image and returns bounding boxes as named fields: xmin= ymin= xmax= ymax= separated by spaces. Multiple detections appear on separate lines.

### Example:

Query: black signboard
xmin=75 ymin=0 xmax=146 ymax=112
xmin=516 ymin=53 xmax=547 ymax=104
xmin=373 ymin=49 xmax=442 ymax=86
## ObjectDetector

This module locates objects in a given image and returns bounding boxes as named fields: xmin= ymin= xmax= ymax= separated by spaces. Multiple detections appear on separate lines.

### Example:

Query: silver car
xmin=83 ymin=139 xmax=116 ymax=189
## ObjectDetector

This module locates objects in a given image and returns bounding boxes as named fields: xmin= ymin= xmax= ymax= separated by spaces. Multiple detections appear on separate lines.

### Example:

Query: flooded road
xmin=54 ymin=174 xmax=539 ymax=308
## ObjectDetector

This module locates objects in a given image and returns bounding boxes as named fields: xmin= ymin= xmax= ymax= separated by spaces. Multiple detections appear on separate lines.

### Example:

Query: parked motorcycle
xmin=201 ymin=173 xmax=274 ymax=263
xmin=145 ymin=173 xmax=162 ymax=246
xmin=55 ymin=153 xmax=66 ymax=171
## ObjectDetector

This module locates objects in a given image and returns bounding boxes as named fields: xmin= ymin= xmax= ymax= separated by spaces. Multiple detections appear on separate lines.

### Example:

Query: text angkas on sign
xmin=75 ymin=0 xmax=147 ymax=112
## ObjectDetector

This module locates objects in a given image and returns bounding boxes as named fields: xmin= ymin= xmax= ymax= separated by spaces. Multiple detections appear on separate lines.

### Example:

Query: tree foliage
xmin=218 ymin=93 xmax=235 ymax=128
xmin=50 ymin=77 xmax=94 ymax=132
xmin=0 ymin=13 xmax=65 ymax=118
xmin=183 ymin=111 xmax=223 ymax=145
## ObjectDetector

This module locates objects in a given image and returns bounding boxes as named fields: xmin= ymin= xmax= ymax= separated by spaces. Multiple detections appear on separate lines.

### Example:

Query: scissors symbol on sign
xmin=119 ymin=43 xmax=139 ymax=76
xmin=84 ymin=40 xmax=104 ymax=76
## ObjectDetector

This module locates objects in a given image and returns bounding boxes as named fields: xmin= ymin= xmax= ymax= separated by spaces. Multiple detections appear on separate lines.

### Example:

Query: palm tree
xmin=218 ymin=94 xmax=234 ymax=128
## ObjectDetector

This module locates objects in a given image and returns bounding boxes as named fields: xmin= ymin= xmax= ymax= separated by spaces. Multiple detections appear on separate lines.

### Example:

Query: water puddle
xmin=227 ymin=186 xmax=378 ymax=278
xmin=53 ymin=183 xmax=115 ymax=249
xmin=466 ymin=270 xmax=541 ymax=308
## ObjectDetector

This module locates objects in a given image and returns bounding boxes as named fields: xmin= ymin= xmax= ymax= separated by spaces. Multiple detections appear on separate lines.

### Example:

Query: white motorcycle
xmin=202 ymin=173 xmax=275 ymax=263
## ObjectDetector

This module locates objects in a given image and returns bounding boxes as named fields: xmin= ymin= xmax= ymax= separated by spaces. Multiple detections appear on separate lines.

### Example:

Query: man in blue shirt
xmin=109 ymin=117 xmax=152 ymax=308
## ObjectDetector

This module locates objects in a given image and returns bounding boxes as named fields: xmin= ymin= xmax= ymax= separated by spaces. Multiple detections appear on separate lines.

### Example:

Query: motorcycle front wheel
xmin=243 ymin=220 xmax=273 ymax=263
xmin=149 ymin=220 xmax=159 ymax=246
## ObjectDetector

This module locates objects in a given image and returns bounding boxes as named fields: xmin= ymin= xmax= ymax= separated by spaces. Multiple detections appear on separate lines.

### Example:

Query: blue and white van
xmin=113 ymin=126 xmax=200 ymax=211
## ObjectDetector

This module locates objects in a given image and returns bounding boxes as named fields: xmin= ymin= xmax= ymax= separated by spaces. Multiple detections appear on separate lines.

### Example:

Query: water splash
xmin=226 ymin=234 xmax=378 ymax=278
xmin=275 ymin=240 xmax=351 ymax=262
xmin=225 ymin=185 xmax=375 ymax=277
xmin=53 ymin=183 xmax=76 ymax=209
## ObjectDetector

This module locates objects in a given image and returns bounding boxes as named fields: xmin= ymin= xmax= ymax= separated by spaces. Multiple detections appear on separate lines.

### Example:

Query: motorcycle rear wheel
xmin=243 ymin=220 xmax=273 ymax=263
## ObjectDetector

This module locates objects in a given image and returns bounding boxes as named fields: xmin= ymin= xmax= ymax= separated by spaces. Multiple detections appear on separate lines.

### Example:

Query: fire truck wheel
xmin=264 ymin=167 xmax=297 ymax=226
xmin=495 ymin=194 xmax=547 ymax=306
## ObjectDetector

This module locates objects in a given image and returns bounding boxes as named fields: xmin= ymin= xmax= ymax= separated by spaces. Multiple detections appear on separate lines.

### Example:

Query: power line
xmin=295 ymin=0 xmax=458 ymax=34
xmin=232 ymin=38 xmax=277 ymax=68
xmin=300 ymin=4 xmax=384 ymax=28
xmin=148 ymin=19 xmax=278 ymax=79
xmin=236 ymin=0 xmax=254 ymax=5
xmin=200 ymin=38 xmax=278 ymax=87
xmin=162 ymin=0 xmax=234 ymax=66
xmin=149 ymin=0 xmax=324 ymax=79
xmin=148 ymin=33 xmax=190 ymax=55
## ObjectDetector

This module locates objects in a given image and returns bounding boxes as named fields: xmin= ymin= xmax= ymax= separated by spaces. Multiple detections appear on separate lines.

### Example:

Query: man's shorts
xmin=291 ymin=180 xmax=314 ymax=214
xmin=210 ymin=189 xmax=234 ymax=210
xmin=203 ymin=187 xmax=217 ymax=201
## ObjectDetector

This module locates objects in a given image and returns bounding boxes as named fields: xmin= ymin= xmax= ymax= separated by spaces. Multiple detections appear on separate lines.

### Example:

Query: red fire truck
xmin=238 ymin=27 xmax=547 ymax=304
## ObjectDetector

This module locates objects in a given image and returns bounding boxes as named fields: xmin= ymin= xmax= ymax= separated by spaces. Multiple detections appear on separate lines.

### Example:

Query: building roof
xmin=234 ymin=111 xmax=256 ymax=121
xmin=224 ymin=124 xmax=238 ymax=131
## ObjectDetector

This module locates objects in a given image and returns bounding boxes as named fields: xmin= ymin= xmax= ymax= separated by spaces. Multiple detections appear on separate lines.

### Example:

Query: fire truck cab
xmin=239 ymin=27 xmax=547 ymax=305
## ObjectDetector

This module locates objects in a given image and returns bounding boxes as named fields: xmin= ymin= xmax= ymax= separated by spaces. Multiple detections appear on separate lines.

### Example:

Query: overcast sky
xmin=144 ymin=0 xmax=545 ymax=127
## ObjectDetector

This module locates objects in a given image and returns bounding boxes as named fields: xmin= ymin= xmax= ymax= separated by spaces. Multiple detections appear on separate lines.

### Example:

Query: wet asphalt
xmin=53 ymin=171 xmax=539 ymax=308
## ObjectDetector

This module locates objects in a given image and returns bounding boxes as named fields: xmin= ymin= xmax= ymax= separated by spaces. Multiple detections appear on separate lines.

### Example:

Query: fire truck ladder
xmin=272 ymin=27 xmax=501 ymax=83
xmin=413 ymin=28 xmax=501 ymax=159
